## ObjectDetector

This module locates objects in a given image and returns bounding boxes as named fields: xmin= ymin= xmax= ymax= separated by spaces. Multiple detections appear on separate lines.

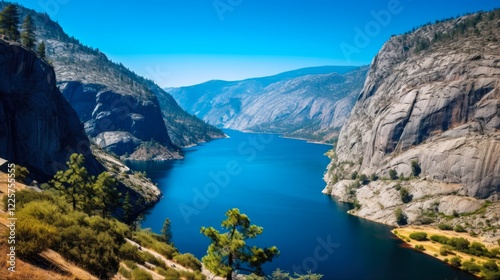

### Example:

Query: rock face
xmin=0 ymin=39 xmax=161 ymax=212
xmin=170 ymin=66 xmax=368 ymax=142
xmin=6 ymin=3 xmax=223 ymax=159
xmin=0 ymin=40 xmax=100 ymax=180
xmin=324 ymin=10 xmax=500 ymax=227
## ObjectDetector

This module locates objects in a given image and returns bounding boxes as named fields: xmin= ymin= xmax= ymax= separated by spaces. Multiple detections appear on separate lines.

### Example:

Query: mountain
xmin=323 ymin=9 xmax=500 ymax=241
xmin=0 ymin=38 xmax=160 ymax=213
xmin=169 ymin=66 xmax=368 ymax=142
xmin=3 ymin=3 xmax=224 ymax=160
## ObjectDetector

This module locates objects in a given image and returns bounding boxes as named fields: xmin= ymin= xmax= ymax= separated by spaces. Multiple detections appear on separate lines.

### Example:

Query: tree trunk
xmin=226 ymin=253 xmax=233 ymax=280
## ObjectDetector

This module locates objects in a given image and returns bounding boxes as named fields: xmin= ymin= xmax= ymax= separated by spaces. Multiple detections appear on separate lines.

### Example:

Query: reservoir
xmin=129 ymin=130 xmax=474 ymax=280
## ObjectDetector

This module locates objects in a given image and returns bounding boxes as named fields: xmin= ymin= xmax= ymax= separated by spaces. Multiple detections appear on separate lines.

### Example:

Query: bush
xmin=469 ymin=242 xmax=489 ymax=257
xmin=350 ymin=171 xmax=358 ymax=180
xmin=156 ymin=267 xmax=180 ymax=279
xmin=454 ymin=224 xmax=467 ymax=232
xmin=394 ymin=183 xmax=402 ymax=191
xmin=174 ymin=253 xmax=202 ymax=271
xmin=370 ymin=174 xmax=379 ymax=181
xmin=132 ymin=268 xmax=153 ymax=280
xmin=411 ymin=160 xmax=421 ymax=177
xmin=359 ymin=174 xmax=369 ymax=185
xmin=119 ymin=242 xmax=144 ymax=264
xmin=438 ymin=223 xmax=453 ymax=230
xmin=440 ymin=245 xmax=454 ymax=256
xmin=16 ymin=216 xmax=57 ymax=257
xmin=389 ymin=169 xmax=398 ymax=180
xmin=483 ymin=260 xmax=499 ymax=272
xmin=132 ymin=230 xmax=178 ymax=259
xmin=430 ymin=235 xmax=449 ymax=244
xmin=139 ymin=251 xmax=167 ymax=269
xmin=394 ymin=207 xmax=406 ymax=225
xmin=409 ymin=232 xmax=428 ymax=241
xmin=448 ymin=237 xmax=470 ymax=252
xmin=450 ymin=256 xmax=461 ymax=267
xmin=399 ymin=187 xmax=412 ymax=203
xmin=415 ymin=245 xmax=425 ymax=251
xmin=118 ymin=265 xmax=132 ymax=279
xmin=462 ymin=260 xmax=481 ymax=274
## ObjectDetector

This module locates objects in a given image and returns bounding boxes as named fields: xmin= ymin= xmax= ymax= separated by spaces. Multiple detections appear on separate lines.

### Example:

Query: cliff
xmin=324 ymin=9 xmax=500 ymax=241
xmin=170 ymin=66 xmax=367 ymax=142
xmin=0 ymin=39 xmax=160 ymax=213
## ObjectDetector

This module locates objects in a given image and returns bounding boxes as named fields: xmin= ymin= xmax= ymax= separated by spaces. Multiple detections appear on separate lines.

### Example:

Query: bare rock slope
xmin=324 ymin=9 xmax=500 ymax=238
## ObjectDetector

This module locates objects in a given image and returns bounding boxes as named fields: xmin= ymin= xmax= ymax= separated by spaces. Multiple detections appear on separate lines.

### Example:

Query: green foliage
xmin=440 ymin=245 xmax=454 ymax=256
xmin=201 ymin=208 xmax=280 ymax=279
xmin=389 ymin=169 xmax=398 ymax=180
xmin=394 ymin=183 xmax=402 ymax=191
xmin=468 ymin=242 xmax=489 ymax=257
xmin=409 ymin=232 xmax=427 ymax=241
xmin=122 ymin=191 xmax=134 ymax=223
xmin=139 ymin=251 xmax=167 ymax=269
xmin=370 ymin=174 xmax=378 ymax=181
xmin=359 ymin=174 xmax=369 ymax=185
xmin=414 ymin=245 xmax=425 ymax=251
xmin=394 ymin=207 xmax=406 ymax=225
xmin=38 ymin=40 xmax=46 ymax=59
xmin=14 ymin=165 xmax=29 ymax=183
xmin=454 ymin=224 xmax=467 ymax=232
xmin=132 ymin=230 xmax=177 ymax=259
xmin=174 ymin=253 xmax=202 ymax=271
xmin=399 ymin=187 xmax=412 ymax=203
xmin=411 ymin=160 xmax=421 ymax=177
xmin=482 ymin=260 xmax=500 ymax=280
xmin=161 ymin=218 xmax=173 ymax=244
xmin=21 ymin=14 xmax=35 ymax=49
xmin=350 ymin=171 xmax=358 ymax=180
xmin=449 ymin=256 xmax=461 ymax=267
xmin=131 ymin=268 xmax=153 ymax=280
xmin=118 ymin=265 xmax=132 ymax=279
xmin=462 ymin=260 xmax=481 ymax=274
xmin=0 ymin=4 xmax=20 ymax=41
xmin=430 ymin=235 xmax=449 ymax=244
xmin=15 ymin=215 xmax=57 ymax=257
xmin=437 ymin=223 xmax=453 ymax=230
xmin=268 ymin=268 xmax=323 ymax=280
xmin=118 ymin=242 xmax=144 ymax=264
xmin=447 ymin=237 xmax=470 ymax=252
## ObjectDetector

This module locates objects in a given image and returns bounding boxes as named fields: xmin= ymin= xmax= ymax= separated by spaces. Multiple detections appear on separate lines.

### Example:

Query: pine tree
xmin=0 ymin=4 xmax=20 ymax=41
xmin=21 ymin=14 xmax=35 ymax=49
xmin=161 ymin=218 xmax=173 ymax=244
xmin=122 ymin=191 xmax=133 ymax=222
xmin=50 ymin=154 xmax=91 ymax=211
xmin=93 ymin=172 xmax=120 ymax=218
xmin=38 ymin=41 xmax=46 ymax=59
xmin=201 ymin=208 xmax=279 ymax=280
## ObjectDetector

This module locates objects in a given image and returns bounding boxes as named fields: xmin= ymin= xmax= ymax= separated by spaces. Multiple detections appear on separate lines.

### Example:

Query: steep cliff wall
xmin=324 ymin=10 xmax=500 ymax=238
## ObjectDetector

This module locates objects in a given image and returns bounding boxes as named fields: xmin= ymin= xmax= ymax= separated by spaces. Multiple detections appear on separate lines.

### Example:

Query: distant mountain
xmin=169 ymin=66 xmax=368 ymax=142
xmin=3 ymin=3 xmax=224 ymax=160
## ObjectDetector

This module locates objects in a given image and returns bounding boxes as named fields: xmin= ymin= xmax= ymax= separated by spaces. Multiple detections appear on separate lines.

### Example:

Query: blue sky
xmin=12 ymin=0 xmax=500 ymax=87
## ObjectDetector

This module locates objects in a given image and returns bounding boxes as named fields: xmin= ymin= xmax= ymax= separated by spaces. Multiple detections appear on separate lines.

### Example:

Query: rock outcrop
xmin=0 ymin=39 xmax=160 ymax=213
xmin=170 ymin=66 xmax=368 ymax=142
xmin=324 ymin=10 xmax=500 ymax=230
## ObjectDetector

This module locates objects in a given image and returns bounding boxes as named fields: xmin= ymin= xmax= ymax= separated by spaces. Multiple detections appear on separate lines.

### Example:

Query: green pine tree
xmin=0 ymin=4 xmax=20 ymax=41
xmin=93 ymin=171 xmax=120 ymax=218
xmin=201 ymin=208 xmax=279 ymax=280
xmin=21 ymin=14 xmax=35 ymax=49
xmin=49 ymin=153 xmax=91 ymax=211
xmin=38 ymin=41 xmax=46 ymax=59
xmin=122 ymin=191 xmax=133 ymax=222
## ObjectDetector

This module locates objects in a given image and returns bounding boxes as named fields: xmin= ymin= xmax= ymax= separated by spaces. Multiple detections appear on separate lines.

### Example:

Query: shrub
xmin=15 ymin=216 xmax=57 ymax=257
xmin=448 ymin=237 xmax=470 ymax=252
xmin=350 ymin=171 xmax=358 ymax=180
xmin=132 ymin=230 xmax=178 ymax=259
xmin=359 ymin=174 xmax=369 ymax=185
xmin=482 ymin=260 xmax=499 ymax=272
xmin=156 ymin=267 xmax=180 ymax=279
xmin=462 ymin=260 xmax=481 ymax=274
xmin=389 ymin=169 xmax=398 ymax=180
xmin=443 ymin=258 xmax=449 ymax=263
xmin=409 ymin=232 xmax=428 ymax=241
xmin=440 ymin=245 xmax=454 ymax=256
xmin=132 ymin=268 xmax=153 ymax=280
xmin=469 ymin=242 xmax=488 ymax=257
xmin=394 ymin=183 xmax=402 ymax=191
xmin=438 ymin=223 xmax=453 ymax=230
xmin=119 ymin=243 xmax=144 ymax=263
xmin=449 ymin=256 xmax=461 ymax=267
xmin=174 ymin=253 xmax=202 ymax=271
xmin=411 ymin=160 xmax=421 ymax=177
xmin=415 ymin=245 xmax=425 ymax=251
xmin=118 ymin=265 xmax=132 ymax=279
xmin=399 ymin=187 xmax=412 ymax=203
xmin=394 ymin=207 xmax=406 ymax=225
xmin=454 ymin=224 xmax=467 ymax=232
xmin=430 ymin=235 xmax=449 ymax=244
xmin=370 ymin=174 xmax=379 ymax=181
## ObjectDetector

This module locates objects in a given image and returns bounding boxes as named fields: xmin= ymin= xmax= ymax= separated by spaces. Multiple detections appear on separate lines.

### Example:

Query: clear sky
xmin=11 ymin=0 xmax=500 ymax=87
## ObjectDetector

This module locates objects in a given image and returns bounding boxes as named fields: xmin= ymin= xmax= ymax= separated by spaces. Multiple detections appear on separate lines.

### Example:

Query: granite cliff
xmin=323 ymin=9 xmax=500 ymax=241
xmin=170 ymin=66 xmax=367 ymax=142
xmin=0 ymin=39 xmax=159 ymax=213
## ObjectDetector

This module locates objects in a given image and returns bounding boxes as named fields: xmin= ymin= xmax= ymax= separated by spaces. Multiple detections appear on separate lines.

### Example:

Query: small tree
xmin=359 ymin=174 xmax=369 ymax=185
xmin=161 ymin=218 xmax=173 ymax=244
xmin=93 ymin=171 xmax=120 ymax=218
xmin=38 ymin=41 xmax=46 ymax=59
xmin=21 ymin=14 xmax=35 ymax=49
xmin=0 ymin=4 xmax=20 ymax=41
xmin=394 ymin=207 xmax=406 ymax=225
xmin=122 ymin=191 xmax=133 ymax=223
xmin=399 ymin=187 xmax=412 ymax=203
xmin=411 ymin=160 xmax=421 ymax=177
xmin=201 ymin=208 xmax=279 ymax=280
xmin=389 ymin=169 xmax=398 ymax=180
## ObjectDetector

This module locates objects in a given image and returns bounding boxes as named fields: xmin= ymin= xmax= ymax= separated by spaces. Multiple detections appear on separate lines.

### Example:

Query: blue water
xmin=129 ymin=130 xmax=475 ymax=280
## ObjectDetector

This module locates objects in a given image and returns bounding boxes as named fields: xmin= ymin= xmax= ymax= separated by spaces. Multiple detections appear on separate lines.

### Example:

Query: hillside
xmin=170 ymin=66 xmax=368 ymax=142
xmin=1 ymin=3 xmax=224 ymax=160
xmin=324 ymin=9 xmax=500 ymax=243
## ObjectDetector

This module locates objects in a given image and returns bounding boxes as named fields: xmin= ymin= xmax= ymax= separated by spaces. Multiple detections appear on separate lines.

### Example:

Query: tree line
xmin=0 ymin=4 xmax=46 ymax=58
